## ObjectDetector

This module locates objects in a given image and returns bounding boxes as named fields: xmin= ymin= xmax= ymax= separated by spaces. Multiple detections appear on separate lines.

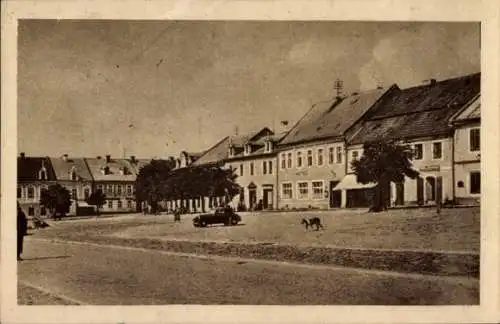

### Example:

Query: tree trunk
xmin=371 ymin=178 xmax=390 ymax=212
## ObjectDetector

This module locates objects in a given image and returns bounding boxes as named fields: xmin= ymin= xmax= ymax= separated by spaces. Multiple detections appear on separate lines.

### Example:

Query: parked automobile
xmin=193 ymin=207 xmax=242 ymax=227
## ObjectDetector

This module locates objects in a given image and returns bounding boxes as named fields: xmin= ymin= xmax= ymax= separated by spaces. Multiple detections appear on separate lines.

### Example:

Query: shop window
xmin=470 ymin=172 xmax=480 ymax=194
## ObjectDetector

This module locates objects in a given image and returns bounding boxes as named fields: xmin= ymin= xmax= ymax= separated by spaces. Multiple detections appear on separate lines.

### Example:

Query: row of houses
xmin=170 ymin=72 xmax=481 ymax=212
xmin=17 ymin=154 xmax=151 ymax=217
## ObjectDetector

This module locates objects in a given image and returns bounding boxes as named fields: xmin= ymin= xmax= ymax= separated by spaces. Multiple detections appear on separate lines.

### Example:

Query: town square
xmin=15 ymin=19 xmax=481 ymax=306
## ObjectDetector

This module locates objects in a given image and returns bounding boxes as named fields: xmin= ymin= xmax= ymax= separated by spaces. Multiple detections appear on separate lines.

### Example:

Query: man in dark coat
xmin=17 ymin=204 xmax=28 ymax=261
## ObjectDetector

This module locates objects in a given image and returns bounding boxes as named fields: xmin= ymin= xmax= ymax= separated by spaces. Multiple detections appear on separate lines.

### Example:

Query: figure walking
xmin=17 ymin=203 xmax=28 ymax=261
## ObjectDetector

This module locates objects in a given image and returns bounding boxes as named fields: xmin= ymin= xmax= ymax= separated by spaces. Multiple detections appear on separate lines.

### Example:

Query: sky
xmin=17 ymin=20 xmax=480 ymax=159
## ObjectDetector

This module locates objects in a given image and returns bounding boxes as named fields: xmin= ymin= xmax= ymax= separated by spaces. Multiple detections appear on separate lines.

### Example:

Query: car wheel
xmin=200 ymin=221 xmax=207 ymax=227
xmin=231 ymin=217 xmax=238 ymax=225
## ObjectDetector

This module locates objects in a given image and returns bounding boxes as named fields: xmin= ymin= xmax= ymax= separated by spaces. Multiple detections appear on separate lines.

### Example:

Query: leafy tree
xmin=85 ymin=189 xmax=107 ymax=216
xmin=39 ymin=183 xmax=72 ymax=219
xmin=351 ymin=140 xmax=419 ymax=212
xmin=135 ymin=159 xmax=176 ymax=213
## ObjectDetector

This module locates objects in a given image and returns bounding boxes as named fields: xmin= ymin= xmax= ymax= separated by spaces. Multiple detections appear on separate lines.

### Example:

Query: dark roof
xmin=50 ymin=156 xmax=93 ymax=181
xmin=365 ymin=73 xmax=480 ymax=120
xmin=17 ymin=156 xmax=57 ymax=181
xmin=279 ymin=86 xmax=396 ymax=146
xmin=85 ymin=157 xmax=138 ymax=181
xmin=348 ymin=73 xmax=481 ymax=144
xmin=190 ymin=136 xmax=231 ymax=166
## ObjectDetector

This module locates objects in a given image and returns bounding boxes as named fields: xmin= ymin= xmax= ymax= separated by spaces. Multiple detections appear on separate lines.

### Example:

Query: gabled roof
xmin=279 ymin=86 xmax=397 ymax=146
xmin=365 ymin=73 xmax=480 ymax=120
xmin=450 ymin=94 xmax=481 ymax=124
xmin=85 ymin=157 xmax=138 ymax=182
xmin=17 ymin=156 xmax=57 ymax=181
xmin=191 ymin=127 xmax=278 ymax=166
xmin=348 ymin=73 xmax=481 ymax=145
xmin=49 ymin=156 xmax=93 ymax=181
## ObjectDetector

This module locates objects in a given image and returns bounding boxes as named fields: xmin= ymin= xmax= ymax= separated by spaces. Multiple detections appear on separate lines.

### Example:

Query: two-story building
xmin=276 ymin=86 xmax=399 ymax=210
xmin=450 ymin=94 xmax=481 ymax=205
xmin=190 ymin=127 xmax=283 ymax=212
xmin=343 ymin=73 xmax=480 ymax=208
xmin=49 ymin=154 xmax=94 ymax=215
xmin=85 ymin=155 xmax=140 ymax=213
xmin=17 ymin=153 xmax=57 ymax=217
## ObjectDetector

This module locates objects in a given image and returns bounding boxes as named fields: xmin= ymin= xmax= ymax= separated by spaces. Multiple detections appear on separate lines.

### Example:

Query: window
xmin=17 ymin=187 xmax=21 ymax=199
xmin=117 ymin=200 xmax=123 ymax=208
xmin=336 ymin=146 xmax=342 ymax=164
xmin=470 ymin=171 xmax=480 ymax=194
xmin=470 ymin=128 xmax=480 ymax=152
xmin=250 ymin=162 xmax=254 ymax=176
xmin=107 ymin=185 xmax=113 ymax=195
xmin=351 ymin=151 xmax=359 ymax=161
xmin=413 ymin=144 xmax=423 ymax=160
xmin=263 ymin=161 xmax=267 ymax=174
xmin=71 ymin=169 xmax=77 ymax=181
xmin=108 ymin=200 xmax=113 ymax=209
xmin=297 ymin=182 xmax=309 ymax=200
xmin=27 ymin=187 xmax=34 ymax=199
xmin=328 ymin=147 xmax=334 ymax=164
xmin=317 ymin=149 xmax=324 ymax=166
xmin=287 ymin=153 xmax=292 ymax=169
xmin=127 ymin=185 xmax=132 ymax=195
xmin=39 ymin=169 xmax=47 ymax=180
xmin=432 ymin=142 xmax=442 ymax=159
xmin=268 ymin=161 xmax=273 ymax=174
xmin=240 ymin=164 xmax=244 ymax=176
xmin=127 ymin=200 xmax=133 ymax=209
xmin=281 ymin=183 xmax=293 ymax=199
xmin=307 ymin=150 xmax=313 ymax=166
xmin=297 ymin=151 xmax=303 ymax=168
xmin=281 ymin=154 xmax=286 ymax=170
xmin=312 ymin=181 xmax=324 ymax=199
xmin=72 ymin=189 xmax=77 ymax=199
xmin=97 ymin=184 xmax=103 ymax=192
xmin=84 ymin=188 xmax=90 ymax=200
xmin=117 ymin=185 xmax=122 ymax=196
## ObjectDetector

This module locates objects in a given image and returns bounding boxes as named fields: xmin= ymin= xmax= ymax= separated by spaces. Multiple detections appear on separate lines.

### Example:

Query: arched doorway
xmin=425 ymin=177 xmax=436 ymax=202
xmin=248 ymin=182 xmax=257 ymax=210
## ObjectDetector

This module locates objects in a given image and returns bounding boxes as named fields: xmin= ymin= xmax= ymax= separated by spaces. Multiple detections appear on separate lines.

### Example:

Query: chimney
xmin=20 ymin=152 xmax=25 ymax=159
xmin=62 ymin=154 xmax=69 ymax=162
xmin=130 ymin=155 xmax=136 ymax=163
xmin=105 ymin=155 xmax=111 ymax=163
xmin=96 ymin=156 xmax=102 ymax=160
xmin=430 ymin=79 xmax=437 ymax=85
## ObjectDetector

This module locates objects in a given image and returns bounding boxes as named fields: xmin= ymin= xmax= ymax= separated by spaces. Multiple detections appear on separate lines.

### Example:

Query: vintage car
xmin=193 ymin=207 xmax=242 ymax=227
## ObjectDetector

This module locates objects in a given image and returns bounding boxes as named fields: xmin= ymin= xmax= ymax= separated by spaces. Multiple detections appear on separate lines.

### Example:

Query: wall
xmin=277 ymin=140 xmax=346 ymax=209
xmin=95 ymin=181 xmax=137 ymax=213
xmin=453 ymin=123 xmax=481 ymax=204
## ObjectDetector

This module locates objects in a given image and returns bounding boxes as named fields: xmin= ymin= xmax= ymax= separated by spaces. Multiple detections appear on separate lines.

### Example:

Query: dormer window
xmin=228 ymin=144 xmax=236 ymax=158
xmin=120 ymin=167 xmax=129 ymax=175
xmin=244 ymin=143 xmax=252 ymax=156
xmin=70 ymin=167 xmax=77 ymax=181
xmin=102 ymin=166 xmax=110 ymax=175
xmin=264 ymin=140 xmax=273 ymax=153
xmin=39 ymin=168 xmax=47 ymax=180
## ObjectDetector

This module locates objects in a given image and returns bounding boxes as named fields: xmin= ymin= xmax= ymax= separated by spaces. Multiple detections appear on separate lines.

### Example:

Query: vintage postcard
xmin=2 ymin=0 xmax=499 ymax=324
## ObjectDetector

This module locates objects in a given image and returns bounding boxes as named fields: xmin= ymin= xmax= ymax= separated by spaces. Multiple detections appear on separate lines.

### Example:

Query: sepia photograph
xmin=15 ymin=19 xmax=481 ymax=306
xmin=2 ymin=1 xmax=499 ymax=323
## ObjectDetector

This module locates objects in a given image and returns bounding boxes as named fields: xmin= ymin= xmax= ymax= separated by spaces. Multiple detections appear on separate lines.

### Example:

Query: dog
xmin=301 ymin=217 xmax=324 ymax=231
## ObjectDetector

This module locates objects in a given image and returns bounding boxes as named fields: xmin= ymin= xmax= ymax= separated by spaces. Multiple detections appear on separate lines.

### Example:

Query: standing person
xmin=17 ymin=203 xmax=28 ymax=261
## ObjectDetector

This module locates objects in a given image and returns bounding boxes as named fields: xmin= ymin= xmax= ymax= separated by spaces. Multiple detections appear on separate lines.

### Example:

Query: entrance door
xmin=329 ymin=181 xmax=341 ymax=208
xmin=395 ymin=182 xmax=405 ymax=206
xmin=263 ymin=189 xmax=273 ymax=209
xmin=417 ymin=177 xmax=424 ymax=205
xmin=249 ymin=189 xmax=256 ymax=210
xmin=436 ymin=176 xmax=443 ymax=205
xmin=425 ymin=177 xmax=436 ymax=202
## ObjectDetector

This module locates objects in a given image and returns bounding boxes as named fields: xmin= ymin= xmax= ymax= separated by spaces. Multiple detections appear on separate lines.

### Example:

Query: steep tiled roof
xmin=191 ymin=127 xmax=278 ymax=166
xmin=365 ymin=73 xmax=480 ymax=120
xmin=190 ymin=136 xmax=231 ymax=166
xmin=18 ymin=156 xmax=56 ymax=181
xmin=50 ymin=156 xmax=93 ymax=181
xmin=279 ymin=86 xmax=396 ymax=146
xmin=85 ymin=157 xmax=138 ymax=182
xmin=450 ymin=94 xmax=480 ymax=124
xmin=348 ymin=73 xmax=481 ymax=145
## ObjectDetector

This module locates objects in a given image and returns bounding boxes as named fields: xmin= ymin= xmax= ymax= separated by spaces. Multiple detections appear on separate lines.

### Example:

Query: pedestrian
xmin=17 ymin=203 xmax=28 ymax=261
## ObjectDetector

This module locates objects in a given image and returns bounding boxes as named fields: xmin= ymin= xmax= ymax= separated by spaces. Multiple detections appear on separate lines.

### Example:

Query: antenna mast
xmin=334 ymin=79 xmax=344 ymax=99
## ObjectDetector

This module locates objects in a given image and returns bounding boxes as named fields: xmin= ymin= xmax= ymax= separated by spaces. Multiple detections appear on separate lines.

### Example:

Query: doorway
xmin=248 ymin=182 xmax=257 ymax=210
xmin=417 ymin=177 xmax=424 ymax=205
xmin=425 ymin=177 xmax=436 ymax=202
xmin=329 ymin=181 xmax=341 ymax=208
xmin=395 ymin=182 xmax=405 ymax=206
xmin=263 ymin=187 xmax=273 ymax=210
